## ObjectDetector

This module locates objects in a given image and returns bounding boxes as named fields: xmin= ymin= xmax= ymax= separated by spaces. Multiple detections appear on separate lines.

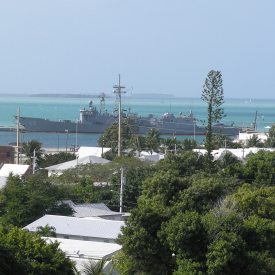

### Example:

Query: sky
xmin=0 ymin=0 xmax=275 ymax=98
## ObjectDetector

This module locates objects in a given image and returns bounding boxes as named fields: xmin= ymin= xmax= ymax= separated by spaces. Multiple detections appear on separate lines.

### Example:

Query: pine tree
xmin=201 ymin=70 xmax=224 ymax=171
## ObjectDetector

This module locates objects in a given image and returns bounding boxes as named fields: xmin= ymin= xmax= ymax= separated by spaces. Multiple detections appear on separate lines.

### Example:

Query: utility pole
xmin=113 ymin=75 xmax=126 ymax=157
xmin=193 ymin=119 xmax=196 ymax=141
xmin=75 ymin=120 xmax=78 ymax=153
xmin=65 ymin=129 xmax=69 ymax=153
xmin=113 ymin=75 xmax=126 ymax=212
xmin=101 ymin=136 xmax=105 ymax=157
xmin=119 ymin=167 xmax=126 ymax=213
xmin=32 ymin=149 xmax=37 ymax=174
xmin=16 ymin=108 xmax=20 ymax=164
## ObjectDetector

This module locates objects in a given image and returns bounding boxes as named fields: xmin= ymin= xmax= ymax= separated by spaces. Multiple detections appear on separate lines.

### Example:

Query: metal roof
xmin=24 ymin=215 xmax=124 ymax=240
xmin=62 ymin=201 xmax=122 ymax=218
xmin=46 ymin=155 xmax=110 ymax=171
xmin=43 ymin=237 xmax=121 ymax=259
xmin=0 ymin=164 xmax=29 ymax=177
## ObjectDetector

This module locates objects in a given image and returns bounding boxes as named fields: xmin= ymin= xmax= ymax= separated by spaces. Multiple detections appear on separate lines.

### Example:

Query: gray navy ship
xmin=17 ymin=95 xmax=240 ymax=137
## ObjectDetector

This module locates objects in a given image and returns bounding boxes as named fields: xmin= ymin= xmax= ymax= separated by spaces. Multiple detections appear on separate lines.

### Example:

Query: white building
xmin=138 ymin=151 xmax=165 ymax=162
xmin=77 ymin=146 xmax=111 ymax=159
xmin=24 ymin=215 xmax=124 ymax=243
xmin=44 ymin=237 xmax=121 ymax=274
xmin=0 ymin=164 xmax=30 ymax=189
xmin=46 ymin=155 xmax=110 ymax=176
xmin=238 ymin=132 xmax=268 ymax=144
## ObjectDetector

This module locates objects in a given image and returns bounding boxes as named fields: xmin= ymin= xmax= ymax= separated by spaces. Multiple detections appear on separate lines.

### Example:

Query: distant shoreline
xmin=0 ymin=93 xmax=175 ymax=99
xmin=0 ymin=93 xmax=275 ymax=101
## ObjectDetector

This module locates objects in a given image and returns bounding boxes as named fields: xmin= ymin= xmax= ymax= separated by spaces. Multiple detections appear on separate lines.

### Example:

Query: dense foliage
xmin=0 ymin=174 xmax=73 ymax=227
xmin=2 ymin=137 xmax=275 ymax=274
xmin=49 ymin=156 xmax=154 ymax=211
xmin=116 ymin=151 xmax=275 ymax=274
xmin=98 ymin=120 xmax=200 ymax=159
xmin=0 ymin=226 xmax=75 ymax=274
xmin=40 ymin=152 xmax=76 ymax=168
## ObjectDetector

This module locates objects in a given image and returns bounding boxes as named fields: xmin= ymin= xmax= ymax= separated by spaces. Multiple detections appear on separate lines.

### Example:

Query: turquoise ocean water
xmin=0 ymin=96 xmax=274 ymax=148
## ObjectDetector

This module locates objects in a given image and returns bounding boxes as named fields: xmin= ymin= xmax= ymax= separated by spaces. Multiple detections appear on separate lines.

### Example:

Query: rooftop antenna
xmin=113 ymin=74 xmax=126 ymax=157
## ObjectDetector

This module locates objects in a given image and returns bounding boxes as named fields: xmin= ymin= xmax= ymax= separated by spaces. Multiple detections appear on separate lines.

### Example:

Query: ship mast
xmin=99 ymin=93 xmax=106 ymax=114
xmin=113 ymin=74 xmax=126 ymax=157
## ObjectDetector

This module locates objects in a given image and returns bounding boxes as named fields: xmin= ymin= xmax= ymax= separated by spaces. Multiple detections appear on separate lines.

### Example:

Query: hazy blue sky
xmin=0 ymin=0 xmax=274 ymax=98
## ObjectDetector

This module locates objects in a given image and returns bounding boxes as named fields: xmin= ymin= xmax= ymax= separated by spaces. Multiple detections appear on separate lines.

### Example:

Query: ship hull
xmin=19 ymin=116 xmax=240 ymax=137
xmin=19 ymin=116 xmax=206 ymax=135
xmin=19 ymin=116 xmax=116 ymax=134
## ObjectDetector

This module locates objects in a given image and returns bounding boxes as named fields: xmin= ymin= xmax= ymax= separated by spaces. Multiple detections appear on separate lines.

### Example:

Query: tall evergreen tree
xmin=201 ymin=70 xmax=224 ymax=171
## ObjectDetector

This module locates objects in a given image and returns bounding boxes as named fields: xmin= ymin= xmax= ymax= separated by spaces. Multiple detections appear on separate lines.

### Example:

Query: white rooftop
xmin=0 ymin=164 xmax=29 ymax=177
xmin=43 ymin=237 xmax=121 ymax=260
xmin=77 ymin=146 xmax=111 ymax=159
xmin=138 ymin=151 xmax=165 ymax=162
xmin=193 ymin=147 xmax=275 ymax=160
xmin=238 ymin=132 xmax=268 ymax=142
xmin=24 ymin=215 xmax=124 ymax=240
xmin=46 ymin=155 xmax=110 ymax=172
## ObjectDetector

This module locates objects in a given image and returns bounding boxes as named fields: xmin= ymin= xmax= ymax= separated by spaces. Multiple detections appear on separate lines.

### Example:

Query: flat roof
xmin=46 ymin=155 xmax=110 ymax=171
xmin=43 ymin=237 xmax=121 ymax=259
xmin=77 ymin=146 xmax=111 ymax=158
xmin=0 ymin=164 xmax=29 ymax=177
xmin=24 ymin=215 xmax=124 ymax=240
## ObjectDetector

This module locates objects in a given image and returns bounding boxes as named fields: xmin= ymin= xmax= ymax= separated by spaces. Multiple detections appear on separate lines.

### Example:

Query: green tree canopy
xmin=155 ymin=151 xmax=204 ymax=176
xmin=40 ymin=152 xmax=76 ymax=168
xmin=118 ymin=165 xmax=275 ymax=274
xmin=265 ymin=125 xmax=275 ymax=147
xmin=242 ymin=151 xmax=275 ymax=185
xmin=0 ymin=226 xmax=75 ymax=274
xmin=0 ymin=175 xmax=73 ymax=227
xmin=145 ymin=128 xmax=161 ymax=154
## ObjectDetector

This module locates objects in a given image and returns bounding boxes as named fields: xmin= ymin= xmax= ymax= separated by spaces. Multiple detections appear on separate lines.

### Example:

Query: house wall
xmin=99 ymin=215 xmax=124 ymax=221
xmin=56 ymin=233 xmax=115 ymax=243
xmin=0 ymin=146 xmax=15 ymax=165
